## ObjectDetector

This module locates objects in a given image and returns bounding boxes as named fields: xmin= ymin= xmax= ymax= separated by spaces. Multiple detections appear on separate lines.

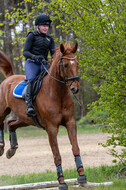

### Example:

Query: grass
xmin=4 ymin=111 xmax=105 ymax=138
xmin=0 ymin=165 xmax=125 ymax=189
xmin=4 ymin=124 xmax=100 ymax=139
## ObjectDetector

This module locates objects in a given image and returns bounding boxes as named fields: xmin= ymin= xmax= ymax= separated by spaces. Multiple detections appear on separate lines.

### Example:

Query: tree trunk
xmin=12 ymin=0 xmax=22 ymax=74
xmin=25 ymin=0 xmax=34 ymax=29
xmin=4 ymin=0 xmax=13 ymax=62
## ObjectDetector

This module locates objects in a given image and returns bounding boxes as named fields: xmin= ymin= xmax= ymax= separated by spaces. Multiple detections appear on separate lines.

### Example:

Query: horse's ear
xmin=72 ymin=42 xmax=78 ymax=53
xmin=60 ymin=44 xmax=65 ymax=54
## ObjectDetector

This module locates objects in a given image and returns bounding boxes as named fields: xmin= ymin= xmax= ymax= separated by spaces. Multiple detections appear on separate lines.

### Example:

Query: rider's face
xmin=38 ymin=25 xmax=49 ymax=34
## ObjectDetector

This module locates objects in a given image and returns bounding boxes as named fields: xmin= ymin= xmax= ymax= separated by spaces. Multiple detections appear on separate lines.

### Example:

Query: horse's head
xmin=59 ymin=42 xmax=80 ymax=94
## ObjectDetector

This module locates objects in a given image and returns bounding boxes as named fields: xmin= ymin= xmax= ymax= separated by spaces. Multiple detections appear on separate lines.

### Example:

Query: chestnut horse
xmin=0 ymin=42 xmax=86 ymax=189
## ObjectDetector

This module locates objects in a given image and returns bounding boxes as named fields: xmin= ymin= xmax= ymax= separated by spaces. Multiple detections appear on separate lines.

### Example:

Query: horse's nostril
xmin=71 ymin=88 xmax=79 ymax=94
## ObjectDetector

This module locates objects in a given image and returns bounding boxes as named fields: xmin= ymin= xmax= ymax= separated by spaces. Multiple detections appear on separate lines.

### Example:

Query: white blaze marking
xmin=70 ymin=60 xmax=75 ymax=64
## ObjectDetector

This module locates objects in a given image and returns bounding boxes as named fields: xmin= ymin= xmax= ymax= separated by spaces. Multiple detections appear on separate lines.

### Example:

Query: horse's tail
xmin=0 ymin=51 xmax=14 ymax=78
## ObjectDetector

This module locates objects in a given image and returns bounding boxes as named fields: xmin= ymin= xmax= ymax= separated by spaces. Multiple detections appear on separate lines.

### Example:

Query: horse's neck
xmin=46 ymin=62 xmax=68 ymax=98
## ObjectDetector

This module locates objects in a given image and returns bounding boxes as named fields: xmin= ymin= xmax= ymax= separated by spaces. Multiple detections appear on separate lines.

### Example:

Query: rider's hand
xmin=41 ymin=59 xmax=46 ymax=64
xmin=33 ymin=55 xmax=44 ymax=62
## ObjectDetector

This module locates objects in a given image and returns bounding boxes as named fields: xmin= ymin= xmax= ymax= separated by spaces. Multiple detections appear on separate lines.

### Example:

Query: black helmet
xmin=35 ymin=14 xmax=52 ymax=26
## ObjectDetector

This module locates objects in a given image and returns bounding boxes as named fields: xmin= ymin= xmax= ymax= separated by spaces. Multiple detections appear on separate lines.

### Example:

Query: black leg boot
xmin=25 ymin=82 xmax=36 ymax=117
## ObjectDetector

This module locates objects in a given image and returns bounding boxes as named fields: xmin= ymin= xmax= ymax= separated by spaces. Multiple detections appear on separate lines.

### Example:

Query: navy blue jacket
xmin=23 ymin=31 xmax=55 ymax=60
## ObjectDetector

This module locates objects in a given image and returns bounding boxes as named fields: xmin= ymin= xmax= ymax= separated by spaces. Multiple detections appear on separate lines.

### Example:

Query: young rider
xmin=23 ymin=14 xmax=55 ymax=117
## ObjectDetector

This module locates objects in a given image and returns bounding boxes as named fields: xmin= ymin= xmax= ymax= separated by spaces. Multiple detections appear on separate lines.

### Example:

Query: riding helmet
xmin=35 ymin=14 xmax=52 ymax=26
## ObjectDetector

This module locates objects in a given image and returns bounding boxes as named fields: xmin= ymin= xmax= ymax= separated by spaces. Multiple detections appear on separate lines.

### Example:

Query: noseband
xmin=59 ymin=54 xmax=80 ymax=84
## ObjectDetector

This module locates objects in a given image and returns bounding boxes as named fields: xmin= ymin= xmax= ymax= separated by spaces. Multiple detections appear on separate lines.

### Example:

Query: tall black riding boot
xmin=25 ymin=82 xmax=36 ymax=117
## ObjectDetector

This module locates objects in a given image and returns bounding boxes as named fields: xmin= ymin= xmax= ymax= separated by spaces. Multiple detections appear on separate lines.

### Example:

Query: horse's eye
xmin=64 ymin=64 xmax=68 ymax=68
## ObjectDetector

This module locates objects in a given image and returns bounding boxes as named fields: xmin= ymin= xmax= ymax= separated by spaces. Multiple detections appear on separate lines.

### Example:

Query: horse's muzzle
xmin=70 ymin=80 xmax=80 ymax=94
xmin=67 ymin=76 xmax=80 ymax=94
xmin=71 ymin=87 xmax=79 ymax=94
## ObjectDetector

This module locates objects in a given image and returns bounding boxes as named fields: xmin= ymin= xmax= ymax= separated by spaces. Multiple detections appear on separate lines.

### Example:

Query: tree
xmin=45 ymin=0 xmax=126 ymax=167
xmin=3 ymin=0 xmax=13 ymax=62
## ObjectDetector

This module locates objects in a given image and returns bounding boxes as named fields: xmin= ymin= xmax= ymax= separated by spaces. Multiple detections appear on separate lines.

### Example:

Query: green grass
xmin=4 ymin=111 xmax=103 ymax=139
xmin=4 ymin=124 xmax=100 ymax=139
xmin=0 ymin=165 xmax=125 ymax=189
xmin=4 ymin=110 xmax=107 ymax=139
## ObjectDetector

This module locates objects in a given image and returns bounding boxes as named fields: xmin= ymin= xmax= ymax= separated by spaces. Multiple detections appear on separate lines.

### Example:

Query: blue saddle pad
xmin=13 ymin=81 xmax=27 ymax=98
xmin=13 ymin=69 xmax=47 ymax=100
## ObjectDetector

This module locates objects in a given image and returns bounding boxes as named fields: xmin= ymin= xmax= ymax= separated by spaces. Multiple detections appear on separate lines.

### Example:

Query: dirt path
xmin=0 ymin=133 xmax=120 ymax=176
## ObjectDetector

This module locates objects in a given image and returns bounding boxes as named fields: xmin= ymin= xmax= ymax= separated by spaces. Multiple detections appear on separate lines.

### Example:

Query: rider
xmin=23 ymin=14 xmax=55 ymax=117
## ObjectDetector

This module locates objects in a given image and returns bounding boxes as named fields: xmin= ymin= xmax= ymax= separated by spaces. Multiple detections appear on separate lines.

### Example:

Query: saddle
xmin=13 ymin=69 xmax=47 ymax=101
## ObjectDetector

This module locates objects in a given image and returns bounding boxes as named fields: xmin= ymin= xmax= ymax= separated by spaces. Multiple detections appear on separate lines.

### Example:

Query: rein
xmin=10 ymin=55 xmax=79 ymax=87
xmin=43 ymin=64 xmax=66 ymax=84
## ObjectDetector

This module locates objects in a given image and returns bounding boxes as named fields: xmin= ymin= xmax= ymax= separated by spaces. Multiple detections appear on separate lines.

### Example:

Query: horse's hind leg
xmin=0 ymin=108 xmax=11 ymax=156
xmin=6 ymin=118 xmax=27 ymax=159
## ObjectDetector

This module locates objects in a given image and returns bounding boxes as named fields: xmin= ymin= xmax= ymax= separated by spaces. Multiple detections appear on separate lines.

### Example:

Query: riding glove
xmin=32 ymin=55 xmax=44 ymax=62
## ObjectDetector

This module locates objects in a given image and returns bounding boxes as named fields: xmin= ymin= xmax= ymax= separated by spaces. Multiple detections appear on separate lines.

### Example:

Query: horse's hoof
xmin=77 ymin=175 xmax=87 ymax=187
xmin=6 ymin=148 xmax=17 ymax=159
xmin=0 ymin=144 xmax=4 ymax=156
xmin=59 ymin=183 xmax=68 ymax=190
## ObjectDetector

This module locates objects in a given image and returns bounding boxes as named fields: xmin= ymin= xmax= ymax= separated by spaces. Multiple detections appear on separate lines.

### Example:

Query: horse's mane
xmin=0 ymin=51 xmax=14 ymax=78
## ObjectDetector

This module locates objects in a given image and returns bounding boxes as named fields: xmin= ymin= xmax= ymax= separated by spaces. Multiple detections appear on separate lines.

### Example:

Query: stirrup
xmin=26 ymin=107 xmax=36 ymax=117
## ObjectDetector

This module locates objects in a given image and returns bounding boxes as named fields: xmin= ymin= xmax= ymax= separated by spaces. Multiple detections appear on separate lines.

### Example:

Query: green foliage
xmin=77 ymin=111 xmax=108 ymax=125
xmin=0 ymin=72 xmax=5 ymax=83
xmin=45 ymin=0 xmax=126 ymax=167
xmin=77 ymin=115 xmax=92 ymax=125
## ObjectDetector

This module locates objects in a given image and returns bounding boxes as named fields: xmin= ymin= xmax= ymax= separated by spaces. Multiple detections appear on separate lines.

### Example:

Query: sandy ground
xmin=0 ymin=133 xmax=120 ymax=176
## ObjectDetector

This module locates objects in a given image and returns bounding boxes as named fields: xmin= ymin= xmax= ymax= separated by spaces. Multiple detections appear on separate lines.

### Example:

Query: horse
xmin=0 ymin=42 xmax=86 ymax=190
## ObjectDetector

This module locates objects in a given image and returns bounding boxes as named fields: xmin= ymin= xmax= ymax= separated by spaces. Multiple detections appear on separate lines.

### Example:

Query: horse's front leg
xmin=66 ymin=117 xmax=87 ymax=186
xmin=47 ymin=125 xmax=68 ymax=190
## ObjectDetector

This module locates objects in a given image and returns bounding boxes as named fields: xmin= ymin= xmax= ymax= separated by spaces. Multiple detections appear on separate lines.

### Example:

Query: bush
xmin=77 ymin=111 xmax=108 ymax=126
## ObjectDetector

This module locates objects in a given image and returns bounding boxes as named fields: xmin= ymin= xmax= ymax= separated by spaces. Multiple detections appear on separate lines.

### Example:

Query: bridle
xmin=43 ymin=54 xmax=80 ymax=85
xmin=59 ymin=53 xmax=80 ymax=84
